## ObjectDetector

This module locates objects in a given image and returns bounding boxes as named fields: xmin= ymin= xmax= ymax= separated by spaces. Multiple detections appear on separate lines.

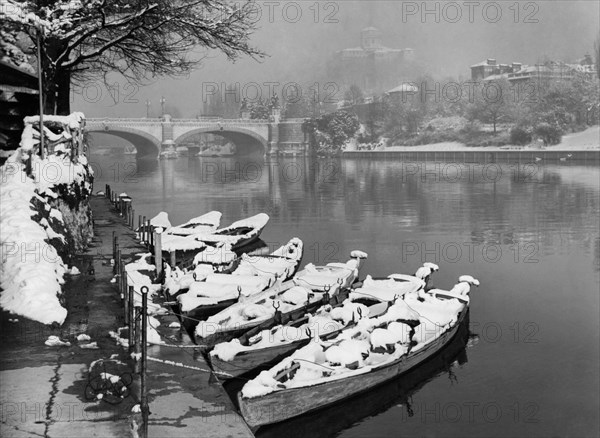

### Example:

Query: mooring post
xmin=134 ymin=306 xmax=141 ymax=373
xmin=122 ymin=262 xmax=128 ymax=316
xmin=113 ymin=243 xmax=119 ymax=275
xmin=138 ymin=215 xmax=142 ymax=234
xmin=130 ymin=208 xmax=135 ymax=229
xmin=141 ymin=216 xmax=146 ymax=242
xmin=141 ymin=286 xmax=149 ymax=438
xmin=124 ymin=278 xmax=129 ymax=325
xmin=128 ymin=286 xmax=134 ymax=352
xmin=146 ymin=220 xmax=152 ymax=248
xmin=154 ymin=230 xmax=163 ymax=279
xmin=112 ymin=232 xmax=116 ymax=260
xmin=121 ymin=260 xmax=127 ymax=301
xmin=170 ymin=250 xmax=176 ymax=269
xmin=116 ymin=248 xmax=122 ymax=288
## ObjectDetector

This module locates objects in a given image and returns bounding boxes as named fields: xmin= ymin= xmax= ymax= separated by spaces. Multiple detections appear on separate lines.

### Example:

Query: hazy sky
xmin=75 ymin=0 xmax=600 ymax=118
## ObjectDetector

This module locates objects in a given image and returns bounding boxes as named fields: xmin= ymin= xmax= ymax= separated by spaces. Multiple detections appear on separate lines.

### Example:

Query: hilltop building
xmin=328 ymin=27 xmax=415 ymax=96
xmin=470 ymin=55 xmax=596 ymax=84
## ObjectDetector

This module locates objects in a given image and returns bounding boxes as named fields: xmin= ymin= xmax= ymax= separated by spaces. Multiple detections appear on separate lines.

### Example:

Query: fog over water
xmin=75 ymin=0 xmax=599 ymax=118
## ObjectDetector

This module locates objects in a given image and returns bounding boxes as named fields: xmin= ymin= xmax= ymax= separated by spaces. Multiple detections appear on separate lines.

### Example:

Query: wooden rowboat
xmin=237 ymin=276 xmax=478 ymax=428
xmin=173 ymin=238 xmax=304 ymax=333
xmin=194 ymin=251 xmax=369 ymax=349
xmin=254 ymin=315 xmax=470 ymax=438
xmin=193 ymin=213 xmax=270 ymax=250
xmin=209 ymin=274 xmax=426 ymax=379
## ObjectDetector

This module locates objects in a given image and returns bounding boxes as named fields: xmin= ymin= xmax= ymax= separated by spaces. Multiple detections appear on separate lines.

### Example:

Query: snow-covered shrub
xmin=0 ymin=113 xmax=93 ymax=324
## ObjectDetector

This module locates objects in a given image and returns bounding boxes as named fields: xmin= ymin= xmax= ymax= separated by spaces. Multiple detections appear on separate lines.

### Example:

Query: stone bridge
xmin=86 ymin=115 xmax=308 ymax=158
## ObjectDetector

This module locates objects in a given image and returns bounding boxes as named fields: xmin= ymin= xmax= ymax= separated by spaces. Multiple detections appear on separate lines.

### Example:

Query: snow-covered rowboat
xmin=209 ymin=271 xmax=427 ymax=379
xmin=166 ymin=211 xmax=222 ymax=236
xmin=194 ymin=251 xmax=368 ymax=348
xmin=193 ymin=213 xmax=270 ymax=250
xmin=175 ymin=238 xmax=304 ymax=327
xmin=237 ymin=276 xmax=479 ymax=428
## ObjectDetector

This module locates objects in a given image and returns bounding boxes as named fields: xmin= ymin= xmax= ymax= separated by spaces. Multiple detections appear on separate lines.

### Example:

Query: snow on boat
xmin=194 ymin=251 xmax=368 ymax=349
xmin=254 ymin=318 xmax=470 ymax=438
xmin=209 ymin=269 xmax=427 ymax=379
xmin=174 ymin=238 xmax=304 ymax=327
xmin=193 ymin=213 xmax=270 ymax=250
xmin=237 ymin=275 xmax=479 ymax=428
xmin=160 ymin=211 xmax=223 ymax=253
xmin=166 ymin=211 xmax=222 ymax=236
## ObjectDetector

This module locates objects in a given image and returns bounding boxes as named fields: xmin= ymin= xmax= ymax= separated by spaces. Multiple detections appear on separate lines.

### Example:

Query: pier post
xmin=138 ymin=215 xmax=142 ymax=233
xmin=121 ymin=260 xmax=126 ymax=301
xmin=113 ymin=243 xmax=119 ymax=274
xmin=141 ymin=216 xmax=146 ymax=242
xmin=154 ymin=230 xmax=163 ymax=279
xmin=128 ymin=286 xmax=134 ymax=344
xmin=134 ymin=306 xmax=141 ymax=373
xmin=141 ymin=286 xmax=149 ymax=438
xmin=115 ymin=250 xmax=123 ymax=284
xmin=170 ymin=250 xmax=176 ymax=269
xmin=148 ymin=219 xmax=154 ymax=249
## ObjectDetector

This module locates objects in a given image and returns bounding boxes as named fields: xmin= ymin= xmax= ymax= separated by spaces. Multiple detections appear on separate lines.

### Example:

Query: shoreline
xmin=345 ymin=126 xmax=600 ymax=154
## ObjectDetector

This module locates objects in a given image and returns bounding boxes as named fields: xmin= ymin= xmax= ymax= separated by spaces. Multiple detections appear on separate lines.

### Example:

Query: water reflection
xmin=89 ymin=152 xmax=599 ymax=268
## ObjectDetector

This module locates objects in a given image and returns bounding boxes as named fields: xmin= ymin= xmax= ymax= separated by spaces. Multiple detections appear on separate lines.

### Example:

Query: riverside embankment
xmin=0 ymin=193 xmax=254 ymax=438
xmin=344 ymin=126 xmax=600 ymax=162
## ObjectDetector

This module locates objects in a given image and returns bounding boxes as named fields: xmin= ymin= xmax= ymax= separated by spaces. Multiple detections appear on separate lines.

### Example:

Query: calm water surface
xmin=90 ymin=149 xmax=600 ymax=438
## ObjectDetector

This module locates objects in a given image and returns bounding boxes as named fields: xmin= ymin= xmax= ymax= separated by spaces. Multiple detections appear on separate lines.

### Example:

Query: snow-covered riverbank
xmin=355 ymin=126 xmax=600 ymax=153
xmin=0 ymin=114 xmax=93 ymax=325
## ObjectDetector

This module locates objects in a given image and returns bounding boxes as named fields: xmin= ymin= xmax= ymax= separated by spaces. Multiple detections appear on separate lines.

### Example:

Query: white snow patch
xmin=45 ymin=335 xmax=71 ymax=347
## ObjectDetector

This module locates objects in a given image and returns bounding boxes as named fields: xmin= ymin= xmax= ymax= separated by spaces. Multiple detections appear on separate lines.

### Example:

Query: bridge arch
xmin=174 ymin=126 xmax=268 ymax=155
xmin=86 ymin=126 xmax=161 ymax=158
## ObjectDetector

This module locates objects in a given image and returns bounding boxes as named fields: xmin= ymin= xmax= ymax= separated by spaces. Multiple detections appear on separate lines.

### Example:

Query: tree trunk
xmin=55 ymin=70 xmax=71 ymax=115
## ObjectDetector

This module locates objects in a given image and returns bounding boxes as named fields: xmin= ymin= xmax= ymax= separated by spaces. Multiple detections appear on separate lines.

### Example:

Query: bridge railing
xmin=86 ymin=117 xmax=269 ymax=125
xmin=86 ymin=118 xmax=164 ymax=125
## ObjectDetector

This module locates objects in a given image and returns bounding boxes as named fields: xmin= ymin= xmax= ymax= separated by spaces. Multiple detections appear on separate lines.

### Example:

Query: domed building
xmin=328 ymin=26 xmax=415 ymax=97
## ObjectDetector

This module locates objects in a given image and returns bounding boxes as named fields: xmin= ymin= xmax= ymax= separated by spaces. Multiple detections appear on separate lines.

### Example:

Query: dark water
xmin=89 ymin=150 xmax=600 ymax=438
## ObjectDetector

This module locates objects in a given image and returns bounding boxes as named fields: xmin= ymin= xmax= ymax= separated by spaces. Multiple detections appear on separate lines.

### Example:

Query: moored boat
xmin=237 ymin=275 xmax=479 ymax=428
xmin=194 ymin=251 xmax=368 ymax=348
xmin=174 ymin=238 xmax=304 ymax=326
xmin=193 ymin=213 xmax=270 ymax=250
xmin=254 ymin=316 xmax=470 ymax=438
xmin=166 ymin=211 xmax=222 ymax=236
xmin=209 ymin=267 xmax=431 ymax=379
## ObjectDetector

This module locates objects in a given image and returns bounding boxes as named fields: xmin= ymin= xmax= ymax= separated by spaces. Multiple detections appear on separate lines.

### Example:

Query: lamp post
xmin=145 ymin=100 xmax=151 ymax=118
xmin=160 ymin=96 xmax=166 ymax=117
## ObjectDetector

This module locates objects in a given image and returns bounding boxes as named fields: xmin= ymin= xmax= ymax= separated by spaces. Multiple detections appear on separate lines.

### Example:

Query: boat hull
xmin=238 ymin=308 xmax=469 ymax=428
xmin=209 ymin=339 xmax=311 ymax=379
xmin=196 ymin=288 xmax=349 ymax=349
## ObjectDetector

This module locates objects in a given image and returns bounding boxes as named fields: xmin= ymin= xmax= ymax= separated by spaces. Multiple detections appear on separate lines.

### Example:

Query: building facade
xmin=470 ymin=55 xmax=595 ymax=84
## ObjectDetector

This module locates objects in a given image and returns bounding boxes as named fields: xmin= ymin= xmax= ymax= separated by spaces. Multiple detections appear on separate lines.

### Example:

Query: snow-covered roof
xmin=387 ymin=83 xmax=418 ymax=94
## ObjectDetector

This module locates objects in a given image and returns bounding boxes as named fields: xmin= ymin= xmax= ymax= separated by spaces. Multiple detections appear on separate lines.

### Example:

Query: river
xmin=89 ymin=149 xmax=600 ymax=438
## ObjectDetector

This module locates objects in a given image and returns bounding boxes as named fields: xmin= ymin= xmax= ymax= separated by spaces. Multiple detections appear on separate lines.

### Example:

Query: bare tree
xmin=1 ymin=0 xmax=264 ymax=114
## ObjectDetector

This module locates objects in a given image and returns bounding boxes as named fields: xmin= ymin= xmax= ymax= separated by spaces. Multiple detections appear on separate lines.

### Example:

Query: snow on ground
xmin=376 ymin=126 xmax=600 ymax=152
